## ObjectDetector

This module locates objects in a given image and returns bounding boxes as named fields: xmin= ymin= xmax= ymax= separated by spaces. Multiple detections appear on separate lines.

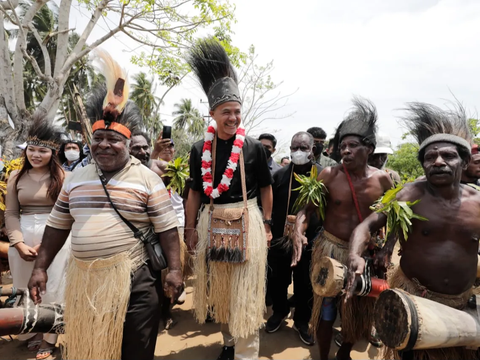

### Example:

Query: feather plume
xmin=26 ymin=113 xmax=64 ymax=150
xmin=402 ymin=102 xmax=472 ymax=146
xmin=93 ymin=48 xmax=130 ymax=123
xmin=187 ymin=38 xmax=238 ymax=95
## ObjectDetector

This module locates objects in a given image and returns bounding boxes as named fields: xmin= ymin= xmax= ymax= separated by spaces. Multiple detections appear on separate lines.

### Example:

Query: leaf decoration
xmin=292 ymin=165 xmax=328 ymax=220
xmin=370 ymin=182 xmax=427 ymax=241
xmin=161 ymin=156 xmax=190 ymax=195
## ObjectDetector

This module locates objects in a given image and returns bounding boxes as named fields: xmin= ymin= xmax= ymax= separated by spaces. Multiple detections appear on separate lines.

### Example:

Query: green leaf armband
xmin=370 ymin=183 xmax=428 ymax=241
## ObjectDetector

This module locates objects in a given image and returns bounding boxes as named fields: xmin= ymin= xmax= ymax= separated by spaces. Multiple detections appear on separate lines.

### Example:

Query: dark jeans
xmin=267 ymin=239 xmax=313 ymax=326
xmin=122 ymin=262 xmax=163 ymax=360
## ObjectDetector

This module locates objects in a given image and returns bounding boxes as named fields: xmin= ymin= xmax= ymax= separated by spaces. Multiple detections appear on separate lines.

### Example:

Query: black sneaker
xmin=293 ymin=323 xmax=315 ymax=346
xmin=217 ymin=346 xmax=234 ymax=360
xmin=265 ymin=312 xmax=287 ymax=333
xmin=334 ymin=332 xmax=343 ymax=347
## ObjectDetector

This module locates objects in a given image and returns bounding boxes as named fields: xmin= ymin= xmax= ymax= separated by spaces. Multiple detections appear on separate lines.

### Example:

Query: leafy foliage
xmin=370 ymin=183 xmax=428 ymax=241
xmin=292 ymin=165 xmax=327 ymax=220
xmin=387 ymin=143 xmax=424 ymax=182
xmin=0 ymin=157 xmax=24 ymax=211
xmin=130 ymin=72 xmax=162 ymax=141
xmin=162 ymin=156 xmax=190 ymax=195
xmin=172 ymin=99 xmax=205 ymax=137
xmin=468 ymin=118 xmax=480 ymax=146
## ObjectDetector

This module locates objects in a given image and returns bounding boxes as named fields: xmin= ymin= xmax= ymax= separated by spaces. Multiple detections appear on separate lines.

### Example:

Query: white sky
xmin=68 ymin=0 xmax=480 ymax=156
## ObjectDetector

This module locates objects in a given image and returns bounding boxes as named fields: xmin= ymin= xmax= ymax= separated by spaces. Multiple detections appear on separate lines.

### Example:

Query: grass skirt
xmin=193 ymin=198 xmax=267 ymax=339
xmin=63 ymin=252 xmax=133 ymax=360
xmin=310 ymin=230 xmax=375 ymax=343
xmin=383 ymin=266 xmax=478 ymax=360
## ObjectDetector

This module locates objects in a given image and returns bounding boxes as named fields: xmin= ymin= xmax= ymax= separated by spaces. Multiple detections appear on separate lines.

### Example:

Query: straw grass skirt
xmin=63 ymin=252 xmax=134 ymax=360
xmin=193 ymin=198 xmax=267 ymax=339
xmin=383 ymin=266 xmax=478 ymax=360
xmin=310 ymin=230 xmax=375 ymax=343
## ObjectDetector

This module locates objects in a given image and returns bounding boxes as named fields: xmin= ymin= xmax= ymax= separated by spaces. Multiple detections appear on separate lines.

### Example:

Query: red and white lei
xmin=201 ymin=122 xmax=245 ymax=199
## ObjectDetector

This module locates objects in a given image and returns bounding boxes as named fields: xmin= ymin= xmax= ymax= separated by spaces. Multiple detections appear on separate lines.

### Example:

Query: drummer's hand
xmin=374 ymin=248 xmax=391 ymax=275
xmin=185 ymin=228 xmax=198 ymax=255
xmin=164 ymin=269 xmax=183 ymax=304
xmin=346 ymin=254 xmax=365 ymax=300
xmin=28 ymin=268 xmax=48 ymax=304
xmin=291 ymin=228 xmax=307 ymax=267
xmin=264 ymin=224 xmax=272 ymax=248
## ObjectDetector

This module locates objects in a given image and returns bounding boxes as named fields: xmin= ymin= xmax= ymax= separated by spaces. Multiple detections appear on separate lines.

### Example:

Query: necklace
xmin=201 ymin=122 xmax=245 ymax=199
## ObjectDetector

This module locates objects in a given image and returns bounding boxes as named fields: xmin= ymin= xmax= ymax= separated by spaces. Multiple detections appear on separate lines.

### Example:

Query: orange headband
xmin=92 ymin=120 xmax=131 ymax=139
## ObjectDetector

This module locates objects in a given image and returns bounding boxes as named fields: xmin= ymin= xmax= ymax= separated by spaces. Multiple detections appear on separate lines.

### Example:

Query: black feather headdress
xmin=26 ymin=114 xmax=64 ymax=151
xmin=187 ymin=38 xmax=241 ymax=110
xmin=338 ymin=97 xmax=378 ymax=149
xmin=402 ymin=102 xmax=472 ymax=160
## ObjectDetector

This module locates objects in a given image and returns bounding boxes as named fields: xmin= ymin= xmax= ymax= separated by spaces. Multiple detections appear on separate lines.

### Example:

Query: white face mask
xmin=65 ymin=150 xmax=80 ymax=162
xmin=290 ymin=150 xmax=311 ymax=165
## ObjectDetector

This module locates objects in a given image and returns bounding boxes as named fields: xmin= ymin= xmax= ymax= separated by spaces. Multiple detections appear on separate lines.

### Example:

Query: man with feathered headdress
xmin=27 ymin=50 xmax=183 ymax=360
xmin=347 ymin=102 xmax=480 ymax=360
xmin=185 ymin=38 xmax=273 ymax=360
xmin=292 ymin=97 xmax=393 ymax=360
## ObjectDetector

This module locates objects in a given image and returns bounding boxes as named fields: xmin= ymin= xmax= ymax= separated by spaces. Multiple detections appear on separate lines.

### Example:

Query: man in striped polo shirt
xmin=28 ymin=53 xmax=182 ymax=360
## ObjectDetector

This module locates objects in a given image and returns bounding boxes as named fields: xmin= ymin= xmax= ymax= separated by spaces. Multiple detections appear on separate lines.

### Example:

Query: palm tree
xmin=172 ymin=98 xmax=205 ymax=137
xmin=130 ymin=72 xmax=163 ymax=139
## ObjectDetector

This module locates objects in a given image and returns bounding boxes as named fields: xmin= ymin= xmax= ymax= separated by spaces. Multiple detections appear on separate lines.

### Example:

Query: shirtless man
xmin=292 ymin=98 xmax=393 ymax=360
xmin=347 ymin=102 xmax=480 ymax=360
xmin=130 ymin=131 xmax=168 ymax=176
xmin=461 ymin=144 xmax=480 ymax=186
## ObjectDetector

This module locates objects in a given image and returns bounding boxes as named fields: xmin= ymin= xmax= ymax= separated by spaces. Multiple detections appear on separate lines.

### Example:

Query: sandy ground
xmin=0 ymin=271 xmax=379 ymax=360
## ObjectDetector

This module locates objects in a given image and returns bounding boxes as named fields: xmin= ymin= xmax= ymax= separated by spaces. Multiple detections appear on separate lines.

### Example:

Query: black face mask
xmin=313 ymin=142 xmax=324 ymax=157
xmin=263 ymin=146 xmax=273 ymax=159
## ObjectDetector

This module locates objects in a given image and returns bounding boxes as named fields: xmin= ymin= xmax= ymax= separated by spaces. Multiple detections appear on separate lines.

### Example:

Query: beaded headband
xmin=92 ymin=120 xmax=131 ymax=139
xmin=26 ymin=136 xmax=60 ymax=151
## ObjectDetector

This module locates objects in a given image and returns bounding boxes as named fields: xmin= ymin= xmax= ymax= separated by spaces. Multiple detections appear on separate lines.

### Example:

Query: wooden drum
xmin=375 ymin=289 xmax=480 ymax=350
xmin=311 ymin=256 xmax=388 ymax=298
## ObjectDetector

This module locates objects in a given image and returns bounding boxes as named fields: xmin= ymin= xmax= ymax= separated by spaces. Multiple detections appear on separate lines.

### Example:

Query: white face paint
xmin=290 ymin=150 xmax=311 ymax=165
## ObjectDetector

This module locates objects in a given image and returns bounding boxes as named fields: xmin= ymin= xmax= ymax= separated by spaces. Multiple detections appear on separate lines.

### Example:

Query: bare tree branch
xmin=54 ymin=0 xmax=72 ymax=78
xmin=28 ymin=22 xmax=52 ymax=77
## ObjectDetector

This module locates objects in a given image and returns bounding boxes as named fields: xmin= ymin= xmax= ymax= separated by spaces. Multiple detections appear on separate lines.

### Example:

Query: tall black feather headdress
xmin=26 ymin=114 xmax=65 ymax=151
xmin=401 ymin=102 xmax=472 ymax=160
xmin=187 ymin=38 xmax=241 ymax=110
xmin=337 ymin=96 xmax=378 ymax=149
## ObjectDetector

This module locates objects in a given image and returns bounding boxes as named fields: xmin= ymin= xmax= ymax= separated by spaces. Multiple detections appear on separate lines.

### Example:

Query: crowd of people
xmin=1 ymin=37 xmax=480 ymax=360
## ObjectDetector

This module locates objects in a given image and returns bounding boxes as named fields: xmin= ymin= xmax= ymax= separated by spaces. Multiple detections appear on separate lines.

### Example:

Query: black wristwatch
xmin=263 ymin=219 xmax=273 ymax=226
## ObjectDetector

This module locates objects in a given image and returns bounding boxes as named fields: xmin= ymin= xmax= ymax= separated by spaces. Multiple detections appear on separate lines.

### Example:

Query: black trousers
xmin=122 ymin=262 xmax=163 ymax=360
xmin=267 ymin=239 xmax=313 ymax=326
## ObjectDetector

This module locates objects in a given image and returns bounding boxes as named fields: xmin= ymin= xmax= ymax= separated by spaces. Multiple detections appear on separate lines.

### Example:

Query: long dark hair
xmin=15 ymin=115 xmax=65 ymax=202
xmin=15 ymin=148 xmax=64 ymax=202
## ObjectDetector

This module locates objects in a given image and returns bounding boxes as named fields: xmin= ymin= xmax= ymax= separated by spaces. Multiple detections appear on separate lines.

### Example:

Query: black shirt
xmin=190 ymin=136 xmax=273 ymax=204
xmin=271 ymin=162 xmax=323 ymax=241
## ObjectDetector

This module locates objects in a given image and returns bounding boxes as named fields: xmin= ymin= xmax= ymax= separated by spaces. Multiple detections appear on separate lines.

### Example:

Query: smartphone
xmin=162 ymin=126 xmax=172 ymax=139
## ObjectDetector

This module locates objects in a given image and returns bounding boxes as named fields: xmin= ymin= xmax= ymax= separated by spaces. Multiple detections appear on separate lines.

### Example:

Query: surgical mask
xmin=65 ymin=150 xmax=80 ymax=162
xmin=263 ymin=146 xmax=273 ymax=159
xmin=313 ymin=142 xmax=324 ymax=157
xmin=290 ymin=150 xmax=311 ymax=165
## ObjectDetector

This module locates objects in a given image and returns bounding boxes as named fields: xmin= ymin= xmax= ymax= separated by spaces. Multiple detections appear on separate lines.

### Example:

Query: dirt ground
xmin=0 ymin=271 xmax=379 ymax=360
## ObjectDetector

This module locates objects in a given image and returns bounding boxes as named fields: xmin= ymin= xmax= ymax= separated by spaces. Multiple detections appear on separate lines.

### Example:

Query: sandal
xmin=36 ymin=344 xmax=56 ymax=360
xmin=27 ymin=339 xmax=42 ymax=352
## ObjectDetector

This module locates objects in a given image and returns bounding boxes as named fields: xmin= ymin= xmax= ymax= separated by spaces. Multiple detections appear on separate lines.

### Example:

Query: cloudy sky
xmin=71 ymin=0 xmax=480 ymax=156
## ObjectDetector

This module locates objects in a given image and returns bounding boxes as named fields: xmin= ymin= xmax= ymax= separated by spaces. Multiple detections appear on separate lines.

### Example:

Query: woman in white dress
xmin=5 ymin=117 xmax=71 ymax=359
